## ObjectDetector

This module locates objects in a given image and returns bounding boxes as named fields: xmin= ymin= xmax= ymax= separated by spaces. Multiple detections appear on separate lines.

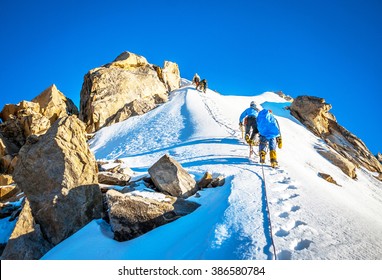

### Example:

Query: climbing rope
xmin=199 ymin=92 xmax=277 ymax=258
xmin=260 ymin=148 xmax=278 ymax=260
xmin=200 ymin=94 xmax=237 ymax=136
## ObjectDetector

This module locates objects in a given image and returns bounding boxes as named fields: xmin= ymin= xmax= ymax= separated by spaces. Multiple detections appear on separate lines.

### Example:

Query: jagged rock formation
xmin=275 ymin=91 xmax=294 ymax=102
xmin=79 ymin=51 xmax=180 ymax=133
xmin=32 ymin=84 xmax=79 ymax=124
xmin=0 ymin=85 xmax=78 ymax=175
xmin=290 ymin=96 xmax=382 ymax=179
xmin=11 ymin=116 xmax=102 ymax=251
xmin=148 ymin=154 xmax=197 ymax=198
xmin=106 ymin=189 xmax=199 ymax=241
xmin=0 ymin=101 xmax=50 ymax=148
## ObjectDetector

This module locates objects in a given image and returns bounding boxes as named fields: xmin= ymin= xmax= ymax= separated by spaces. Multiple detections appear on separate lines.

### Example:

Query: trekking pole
xmin=240 ymin=124 xmax=244 ymax=139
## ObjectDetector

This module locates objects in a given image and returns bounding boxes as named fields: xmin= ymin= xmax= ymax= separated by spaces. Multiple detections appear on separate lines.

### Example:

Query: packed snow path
xmin=42 ymin=84 xmax=382 ymax=260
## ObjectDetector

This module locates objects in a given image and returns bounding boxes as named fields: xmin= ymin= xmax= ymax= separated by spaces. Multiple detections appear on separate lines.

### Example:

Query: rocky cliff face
xmin=290 ymin=95 xmax=382 ymax=179
xmin=79 ymin=51 xmax=180 ymax=133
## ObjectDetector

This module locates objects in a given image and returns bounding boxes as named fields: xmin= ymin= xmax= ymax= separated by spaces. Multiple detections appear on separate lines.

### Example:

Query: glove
xmin=277 ymin=137 xmax=282 ymax=149
xmin=239 ymin=122 xmax=243 ymax=127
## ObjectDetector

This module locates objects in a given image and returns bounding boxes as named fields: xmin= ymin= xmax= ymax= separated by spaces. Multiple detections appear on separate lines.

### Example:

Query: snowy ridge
xmin=42 ymin=85 xmax=382 ymax=260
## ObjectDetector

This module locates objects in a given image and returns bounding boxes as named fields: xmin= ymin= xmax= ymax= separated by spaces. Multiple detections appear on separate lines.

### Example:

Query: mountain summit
xmin=1 ymin=52 xmax=382 ymax=260
xmin=42 ymin=82 xmax=382 ymax=260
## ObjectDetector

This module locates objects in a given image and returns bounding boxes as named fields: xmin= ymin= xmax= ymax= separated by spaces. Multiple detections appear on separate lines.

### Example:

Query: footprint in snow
xmin=278 ymin=211 xmax=289 ymax=219
xmin=277 ymin=250 xmax=292 ymax=260
xmin=289 ymin=193 xmax=299 ymax=199
xmin=291 ymin=205 xmax=300 ymax=212
xmin=275 ymin=228 xmax=289 ymax=237
xmin=293 ymin=239 xmax=313 ymax=251
xmin=278 ymin=177 xmax=292 ymax=184
xmin=277 ymin=205 xmax=300 ymax=219
xmin=274 ymin=220 xmax=307 ymax=238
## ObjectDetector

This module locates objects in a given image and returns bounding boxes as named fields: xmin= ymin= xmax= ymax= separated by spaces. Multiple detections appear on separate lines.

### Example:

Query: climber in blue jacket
xmin=239 ymin=101 xmax=260 ymax=145
xmin=256 ymin=109 xmax=282 ymax=168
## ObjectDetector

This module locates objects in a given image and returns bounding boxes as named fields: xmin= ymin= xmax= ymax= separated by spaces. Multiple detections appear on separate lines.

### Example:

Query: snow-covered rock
xmin=148 ymin=154 xmax=197 ymax=198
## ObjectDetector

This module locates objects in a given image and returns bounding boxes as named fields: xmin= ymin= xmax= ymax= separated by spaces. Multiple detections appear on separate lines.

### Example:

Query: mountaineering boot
xmin=245 ymin=134 xmax=250 ymax=144
xmin=260 ymin=151 xmax=266 ymax=163
xmin=270 ymin=150 xmax=278 ymax=168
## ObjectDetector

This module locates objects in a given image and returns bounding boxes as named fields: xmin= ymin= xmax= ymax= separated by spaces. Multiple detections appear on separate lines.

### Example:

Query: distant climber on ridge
xmin=192 ymin=73 xmax=200 ymax=87
xmin=239 ymin=101 xmax=261 ymax=145
xmin=197 ymin=79 xmax=208 ymax=93
xmin=256 ymin=109 xmax=282 ymax=168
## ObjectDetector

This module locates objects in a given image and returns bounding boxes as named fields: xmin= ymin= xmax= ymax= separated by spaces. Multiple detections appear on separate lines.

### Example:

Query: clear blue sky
xmin=1 ymin=0 xmax=381 ymax=154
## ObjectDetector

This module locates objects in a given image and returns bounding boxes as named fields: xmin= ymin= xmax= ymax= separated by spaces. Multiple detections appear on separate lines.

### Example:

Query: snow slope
xmin=42 ymin=82 xmax=382 ymax=260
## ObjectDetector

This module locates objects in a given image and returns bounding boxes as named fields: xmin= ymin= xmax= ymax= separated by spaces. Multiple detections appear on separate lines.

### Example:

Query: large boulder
xmin=32 ymin=84 xmax=79 ymax=124
xmin=13 ymin=115 xmax=102 ymax=246
xmin=1 ymin=199 xmax=52 ymax=260
xmin=79 ymin=51 xmax=180 ymax=133
xmin=148 ymin=154 xmax=197 ymax=198
xmin=290 ymin=95 xmax=382 ymax=178
xmin=106 ymin=189 xmax=199 ymax=241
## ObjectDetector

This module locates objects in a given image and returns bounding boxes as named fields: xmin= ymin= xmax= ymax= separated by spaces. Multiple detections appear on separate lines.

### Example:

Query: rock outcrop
xmin=32 ymin=84 xmax=79 ymax=124
xmin=0 ymin=85 xmax=78 ymax=176
xmin=275 ymin=91 xmax=294 ymax=102
xmin=317 ymin=150 xmax=357 ymax=179
xmin=162 ymin=61 xmax=181 ymax=92
xmin=377 ymin=152 xmax=382 ymax=164
xmin=148 ymin=154 xmax=197 ymax=198
xmin=0 ymin=101 xmax=50 ymax=148
xmin=79 ymin=51 xmax=180 ymax=133
xmin=106 ymin=189 xmax=199 ymax=241
xmin=13 ymin=115 xmax=102 ymax=246
xmin=290 ymin=96 xmax=382 ymax=179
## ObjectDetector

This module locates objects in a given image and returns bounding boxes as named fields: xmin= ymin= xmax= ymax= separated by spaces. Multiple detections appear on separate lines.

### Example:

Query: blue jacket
xmin=239 ymin=107 xmax=258 ymax=123
xmin=257 ymin=109 xmax=280 ymax=139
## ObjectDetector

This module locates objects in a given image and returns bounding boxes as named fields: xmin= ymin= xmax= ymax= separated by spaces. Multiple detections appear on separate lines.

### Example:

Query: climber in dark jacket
xmin=197 ymin=79 xmax=207 ymax=93
xmin=192 ymin=73 xmax=200 ymax=87
xmin=239 ymin=101 xmax=260 ymax=145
